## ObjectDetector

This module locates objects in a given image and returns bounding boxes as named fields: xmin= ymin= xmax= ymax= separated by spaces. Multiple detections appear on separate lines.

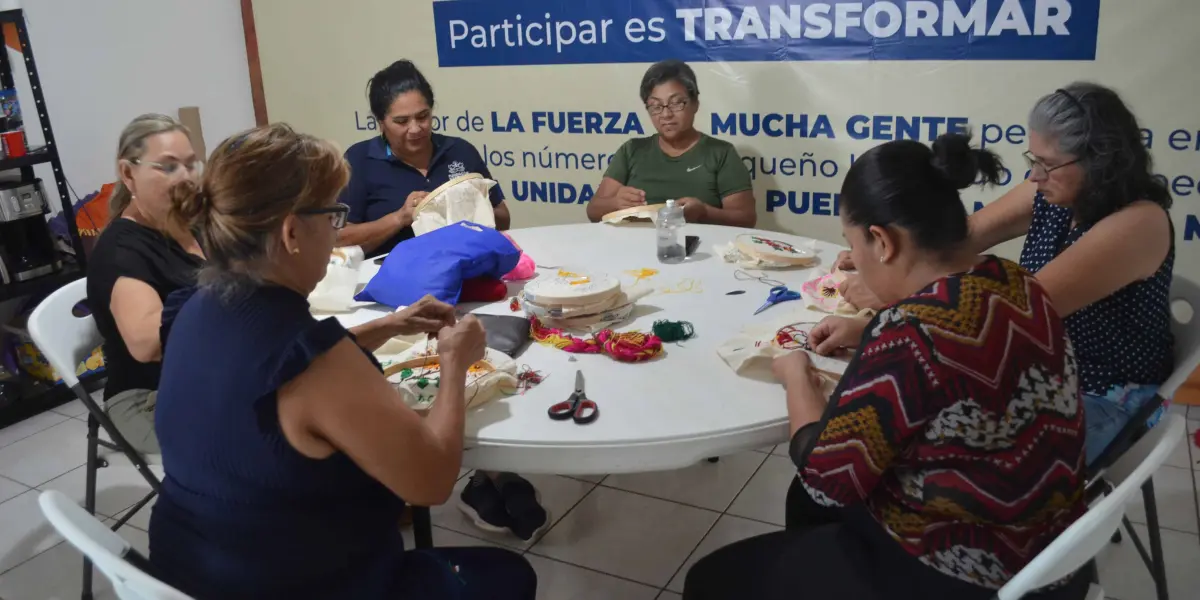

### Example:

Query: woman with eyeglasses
xmin=86 ymin=114 xmax=206 ymax=455
xmin=147 ymin=124 xmax=537 ymax=600
xmin=586 ymin=59 xmax=756 ymax=226
xmin=837 ymin=82 xmax=1175 ymax=466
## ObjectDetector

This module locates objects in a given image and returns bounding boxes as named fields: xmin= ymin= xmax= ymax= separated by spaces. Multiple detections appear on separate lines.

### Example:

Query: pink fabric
xmin=500 ymin=232 xmax=537 ymax=281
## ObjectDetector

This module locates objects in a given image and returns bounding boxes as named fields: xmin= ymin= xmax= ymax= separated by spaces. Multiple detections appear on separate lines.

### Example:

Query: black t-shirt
xmin=87 ymin=219 xmax=203 ymax=399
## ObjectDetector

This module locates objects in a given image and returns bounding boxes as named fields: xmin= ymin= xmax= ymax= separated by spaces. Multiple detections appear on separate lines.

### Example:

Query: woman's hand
xmin=614 ymin=186 xmax=646 ymax=209
xmin=835 ymin=251 xmax=855 ymax=271
xmin=391 ymin=190 xmax=428 ymax=229
xmin=438 ymin=315 xmax=486 ymax=373
xmin=676 ymin=197 xmax=707 ymax=223
xmin=808 ymin=316 xmax=869 ymax=356
xmin=772 ymin=351 xmax=824 ymax=392
xmin=389 ymin=296 xmax=456 ymax=336
xmin=838 ymin=274 xmax=885 ymax=311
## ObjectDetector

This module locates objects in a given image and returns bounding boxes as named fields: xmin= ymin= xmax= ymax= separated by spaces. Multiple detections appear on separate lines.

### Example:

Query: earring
xmin=291 ymin=248 xmax=300 ymax=255
xmin=879 ymin=256 xmax=885 ymax=263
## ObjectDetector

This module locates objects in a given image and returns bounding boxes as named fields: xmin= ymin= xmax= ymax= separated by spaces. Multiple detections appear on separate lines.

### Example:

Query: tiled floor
xmin=0 ymin=399 xmax=1197 ymax=600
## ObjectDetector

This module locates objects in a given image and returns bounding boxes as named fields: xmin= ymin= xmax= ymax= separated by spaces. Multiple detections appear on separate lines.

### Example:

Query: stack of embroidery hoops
xmin=601 ymin=205 xmax=659 ymax=225
xmin=716 ymin=233 xmax=818 ymax=269
xmin=519 ymin=269 xmax=648 ymax=331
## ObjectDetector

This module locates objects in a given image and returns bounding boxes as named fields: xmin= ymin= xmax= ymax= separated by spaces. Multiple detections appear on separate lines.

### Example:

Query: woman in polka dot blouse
xmin=839 ymin=82 xmax=1175 ymax=466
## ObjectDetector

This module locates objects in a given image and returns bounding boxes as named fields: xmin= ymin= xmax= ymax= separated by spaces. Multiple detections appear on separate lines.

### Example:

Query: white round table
xmin=333 ymin=224 xmax=844 ymax=476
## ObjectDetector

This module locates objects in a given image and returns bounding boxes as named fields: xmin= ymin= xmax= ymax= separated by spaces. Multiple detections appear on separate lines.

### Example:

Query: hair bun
xmin=930 ymin=132 xmax=1003 ymax=190
xmin=168 ymin=179 xmax=208 ymax=227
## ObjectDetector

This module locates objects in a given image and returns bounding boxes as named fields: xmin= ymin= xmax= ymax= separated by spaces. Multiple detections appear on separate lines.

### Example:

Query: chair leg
xmin=81 ymin=414 xmax=101 ymax=600
xmin=1141 ymin=481 xmax=1170 ymax=600
xmin=412 ymin=506 xmax=434 ymax=549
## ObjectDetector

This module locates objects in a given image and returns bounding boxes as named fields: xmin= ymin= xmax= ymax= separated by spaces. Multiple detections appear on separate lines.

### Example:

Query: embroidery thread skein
xmin=652 ymin=320 xmax=695 ymax=343
xmin=530 ymin=317 xmax=663 ymax=363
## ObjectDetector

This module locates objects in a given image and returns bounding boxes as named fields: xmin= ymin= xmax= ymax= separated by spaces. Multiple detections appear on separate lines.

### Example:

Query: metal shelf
xmin=0 ymin=262 xmax=82 ymax=304
xmin=0 ymin=147 xmax=54 ymax=172
xmin=0 ymin=371 xmax=106 ymax=430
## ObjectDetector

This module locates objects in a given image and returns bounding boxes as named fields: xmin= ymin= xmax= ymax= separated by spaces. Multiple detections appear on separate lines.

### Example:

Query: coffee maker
xmin=0 ymin=178 xmax=61 ymax=284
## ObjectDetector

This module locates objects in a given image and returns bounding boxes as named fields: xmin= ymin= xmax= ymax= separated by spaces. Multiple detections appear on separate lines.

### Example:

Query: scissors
xmin=754 ymin=285 xmax=802 ymax=315
xmin=548 ymin=371 xmax=599 ymax=424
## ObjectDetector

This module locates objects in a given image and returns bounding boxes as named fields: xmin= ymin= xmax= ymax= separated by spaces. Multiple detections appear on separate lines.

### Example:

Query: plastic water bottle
xmin=656 ymin=199 xmax=686 ymax=264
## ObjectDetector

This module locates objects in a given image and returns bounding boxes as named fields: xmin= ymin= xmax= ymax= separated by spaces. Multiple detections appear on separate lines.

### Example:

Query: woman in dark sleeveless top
xmin=968 ymin=82 xmax=1175 ymax=465
xmin=149 ymin=124 xmax=535 ymax=599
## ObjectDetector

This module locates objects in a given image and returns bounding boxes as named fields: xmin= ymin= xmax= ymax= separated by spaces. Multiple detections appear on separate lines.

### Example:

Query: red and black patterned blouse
xmin=795 ymin=256 xmax=1086 ymax=590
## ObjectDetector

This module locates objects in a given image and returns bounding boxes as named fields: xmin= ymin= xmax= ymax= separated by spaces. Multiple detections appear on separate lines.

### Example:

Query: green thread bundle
xmin=652 ymin=320 xmax=695 ymax=343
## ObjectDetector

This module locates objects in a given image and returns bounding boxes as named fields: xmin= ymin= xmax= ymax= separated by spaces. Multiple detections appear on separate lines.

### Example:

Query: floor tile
xmin=1096 ymin=523 xmax=1200 ymax=600
xmin=726 ymin=455 xmax=795 ymax=527
xmin=772 ymin=444 xmax=789 ymax=457
xmin=0 ymin=411 xmax=69 ymax=451
xmin=530 ymin=486 xmax=718 ymax=587
xmin=658 ymin=592 xmax=682 ymax=600
xmin=38 ymin=465 xmax=159 ymax=520
xmin=603 ymin=452 xmax=766 ymax=511
xmin=111 ymin=495 xmax=156 ymax=532
xmin=1187 ymin=419 xmax=1198 ymax=471
xmin=525 ymin=554 xmax=658 ymax=600
xmin=0 ymin=419 xmax=89 ymax=487
xmin=563 ymin=474 xmax=606 ymax=484
xmin=0 ymin=476 xmax=29 ymax=505
xmin=0 ymin=490 xmax=67 ymax=573
xmin=1162 ymin=419 xmax=1195 ymax=470
xmin=1125 ymin=466 xmax=1199 ymax=534
xmin=430 ymin=474 xmax=596 ymax=550
xmin=667 ymin=515 xmax=782 ymax=592
xmin=401 ymin=524 xmax=500 ymax=550
xmin=50 ymin=399 xmax=91 ymax=419
xmin=0 ymin=518 xmax=146 ymax=600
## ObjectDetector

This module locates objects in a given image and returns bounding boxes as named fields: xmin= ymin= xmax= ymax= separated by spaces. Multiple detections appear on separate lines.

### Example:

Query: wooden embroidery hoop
xmin=523 ymin=271 xmax=621 ymax=307
xmin=734 ymin=234 xmax=817 ymax=266
xmin=601 ymin=204 xmax=659 ymax=224
xmin=382 ymin=356 xmax=497 ymax=379
xmin=412 ymin=172 xmax=486 ymax=214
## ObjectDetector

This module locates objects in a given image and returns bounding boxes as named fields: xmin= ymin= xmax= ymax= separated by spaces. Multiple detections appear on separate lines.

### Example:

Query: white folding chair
xmin=996 ymin=415 xmax=1186 ymax=600
xmin=1081 ymin=274 xmax=1200 ymax=600
xmin=28 ymin=278 xmax=163 ymax=600
xmin=38 ymin=490 xmax=192 ymax=600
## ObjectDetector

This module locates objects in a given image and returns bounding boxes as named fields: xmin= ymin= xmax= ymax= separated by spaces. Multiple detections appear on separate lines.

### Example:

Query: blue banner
xmin=432 ymin=0 xmax=1100 ymax=67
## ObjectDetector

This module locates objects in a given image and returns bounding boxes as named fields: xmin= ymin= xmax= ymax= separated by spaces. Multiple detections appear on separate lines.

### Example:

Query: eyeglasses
xmin=296 ymin=203 xmax=350 ymax=229
xmin=1023 ymin=151 xmax=1080 ymax=177
xmin=646 ymin=99 xmax=689 ymax=116
xmin=131 ymin=158 xmax=203 ymax=177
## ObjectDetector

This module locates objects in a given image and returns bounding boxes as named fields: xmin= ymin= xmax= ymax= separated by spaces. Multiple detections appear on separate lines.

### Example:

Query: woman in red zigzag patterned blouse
xmin=684 ymin=133 xmax=1089 ymax=600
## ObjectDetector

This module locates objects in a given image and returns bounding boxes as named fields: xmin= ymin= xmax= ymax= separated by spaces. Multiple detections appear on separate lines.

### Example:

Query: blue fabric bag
xmin=355 ymin=222 xmax=520 ymax=308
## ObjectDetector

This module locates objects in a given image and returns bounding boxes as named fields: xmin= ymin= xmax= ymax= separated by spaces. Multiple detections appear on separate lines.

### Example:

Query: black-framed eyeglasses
xmin=646 ymin=99 xmax=689 ymax=116
xmin=296 ymin=203 xmax=350 ymax=229
xmin=1023 ymin=151 xmax=1080 ymax=177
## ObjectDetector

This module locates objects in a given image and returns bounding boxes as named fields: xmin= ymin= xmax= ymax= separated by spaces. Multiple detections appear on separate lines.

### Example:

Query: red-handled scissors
xmin=548 ymin=370 xmax=599 ymax=425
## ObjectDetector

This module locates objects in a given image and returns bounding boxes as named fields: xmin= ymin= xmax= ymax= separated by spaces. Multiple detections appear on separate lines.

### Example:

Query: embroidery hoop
xmin=412 ymin=172 xmax=486 ymax=214
xmin=733 ymin=234 xmax=817 ymax=266
xmin=523 ymin=271 xmax=620 ymax=307
xmin=772 ymin=323 xmax=817 ymax=351
xmin=601 ymin=205 xmax=659 ymax=224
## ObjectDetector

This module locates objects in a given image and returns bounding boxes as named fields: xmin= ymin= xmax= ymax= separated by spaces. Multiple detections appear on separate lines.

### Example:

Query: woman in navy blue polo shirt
xmin=338 ymin=60 xmax=511 ymax=257
xmin=339 ymin=60 xmax=547 ymax=542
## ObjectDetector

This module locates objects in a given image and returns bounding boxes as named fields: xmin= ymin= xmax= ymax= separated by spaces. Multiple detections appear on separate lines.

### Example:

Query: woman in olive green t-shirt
xmin=586 ymin=60 xmax=756 ymax=227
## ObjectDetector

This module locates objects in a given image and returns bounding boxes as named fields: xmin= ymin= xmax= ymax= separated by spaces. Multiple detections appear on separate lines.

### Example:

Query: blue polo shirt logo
xmin=448 ymin=161 xmax=467 ymax=177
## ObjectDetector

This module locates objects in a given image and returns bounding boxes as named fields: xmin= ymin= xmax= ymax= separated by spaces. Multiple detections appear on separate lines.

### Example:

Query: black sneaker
xmin=493 ymin=472 xmax=550 ymax=541
xmin=457 ymin=472 xmax=513 ymax=534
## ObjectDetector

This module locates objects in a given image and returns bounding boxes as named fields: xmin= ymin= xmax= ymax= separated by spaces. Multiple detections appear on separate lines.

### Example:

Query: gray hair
xmin=1026 ymin=82 xmax=1171 ymax=225
xmin=109 ymin=113 xmax=191 ymax=226
xmin=639 ymin=60 xmax=699 ymax=103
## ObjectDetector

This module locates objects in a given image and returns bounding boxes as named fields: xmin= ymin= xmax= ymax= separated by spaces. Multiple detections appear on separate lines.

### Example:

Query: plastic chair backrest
xmin=1161 ymin=275 xmax=1200 ymax=400
xmin=27 ymin=278 xmax=101 ymax=389
xmin=996 ymin=415 xmax=1185 ymax=600
xmin=38 ymin=490 xmax=193 ymax=600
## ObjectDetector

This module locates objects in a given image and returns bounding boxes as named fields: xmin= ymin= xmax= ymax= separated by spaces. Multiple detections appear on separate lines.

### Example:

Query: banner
xmin=251 ymin=0 xmax=1200 ymax=284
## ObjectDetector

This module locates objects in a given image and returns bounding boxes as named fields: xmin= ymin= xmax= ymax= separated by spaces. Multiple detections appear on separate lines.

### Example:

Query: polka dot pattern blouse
xmin=1019 ymin=193 xmax=1176 ymax=396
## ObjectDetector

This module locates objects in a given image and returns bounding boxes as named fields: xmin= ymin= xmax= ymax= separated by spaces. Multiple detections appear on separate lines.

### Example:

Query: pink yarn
xmin=500 ymin=232 xmax=537 ymax=281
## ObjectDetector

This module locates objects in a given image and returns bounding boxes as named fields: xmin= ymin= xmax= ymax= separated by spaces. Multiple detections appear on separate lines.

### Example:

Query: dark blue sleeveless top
xmin=1019 ymin=193 xmax=1175 ymax=396
xmin=149 ymin=283 xmax=406 ymax=599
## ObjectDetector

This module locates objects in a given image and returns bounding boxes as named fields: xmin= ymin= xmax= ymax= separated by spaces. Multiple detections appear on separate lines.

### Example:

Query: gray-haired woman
xmin=586 ymin=59 xmax=756 ymax=227
xmin=838 ymin=82 xmax=1175 ymax=466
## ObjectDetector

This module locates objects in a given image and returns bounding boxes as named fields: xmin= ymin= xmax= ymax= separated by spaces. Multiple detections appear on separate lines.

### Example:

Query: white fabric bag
xmin=411 ymin=173 xmax=497 ymax=236
xmin=716 ymin=317 xmax=850 ymax=394
xmin=376 ymin=337 xmax=518 ymax=412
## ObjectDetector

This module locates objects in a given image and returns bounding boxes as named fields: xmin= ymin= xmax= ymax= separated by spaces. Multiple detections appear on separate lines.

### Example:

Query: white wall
xmin=15 ymin=0 xmax=255 ymax=213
